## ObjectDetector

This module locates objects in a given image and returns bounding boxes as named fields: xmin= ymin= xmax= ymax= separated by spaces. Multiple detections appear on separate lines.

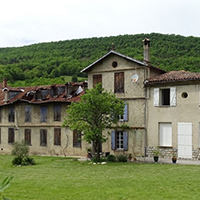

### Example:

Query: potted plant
xmin=153 ymin=147 xmax=160 ymax=162
xmin=171 ymin=150 xmax=177 ymax=164
xmin=128 ymin=154 xmax=132 ymax=161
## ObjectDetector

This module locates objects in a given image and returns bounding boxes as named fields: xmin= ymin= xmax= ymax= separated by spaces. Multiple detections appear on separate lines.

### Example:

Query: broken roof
xmin=81 ymin=50 xmax=166 ymax=73
xmin=145 ymin=70 xmax=200 ymax=85
xmin=0 ymin=82 xmax=87 ymax=106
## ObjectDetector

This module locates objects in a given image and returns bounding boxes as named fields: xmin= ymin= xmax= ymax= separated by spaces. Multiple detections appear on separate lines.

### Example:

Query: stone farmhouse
xmin=1 ymin=38 xmax=200 ymax=160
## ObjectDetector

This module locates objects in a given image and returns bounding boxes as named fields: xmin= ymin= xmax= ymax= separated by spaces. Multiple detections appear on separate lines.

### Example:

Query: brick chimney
xmin=143 ymin=38 xmax=150 ymax=64
xmin=3 ymin=78 xmax=7 ymax=88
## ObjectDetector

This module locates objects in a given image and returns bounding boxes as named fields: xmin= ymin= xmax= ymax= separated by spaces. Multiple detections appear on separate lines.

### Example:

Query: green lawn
xmin=1 ymin=155 xmax=200 ymax=200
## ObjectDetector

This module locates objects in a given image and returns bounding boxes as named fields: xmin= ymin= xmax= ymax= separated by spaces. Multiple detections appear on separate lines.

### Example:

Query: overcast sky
xmin=0 ymin=0 xmax=200 ymax=47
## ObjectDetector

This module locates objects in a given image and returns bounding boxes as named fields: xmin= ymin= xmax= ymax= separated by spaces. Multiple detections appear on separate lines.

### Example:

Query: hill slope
xmin=0 ymin=33 xmax=200 ymax=86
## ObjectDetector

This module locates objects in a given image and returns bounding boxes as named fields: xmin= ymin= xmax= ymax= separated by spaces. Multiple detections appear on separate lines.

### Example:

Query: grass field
xmin=1 ymin=155 xmax=200 ymax=200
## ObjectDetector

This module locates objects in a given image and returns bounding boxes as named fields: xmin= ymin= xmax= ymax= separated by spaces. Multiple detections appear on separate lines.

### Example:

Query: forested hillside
xmin=0 ymin=33 xmax=200 ymax=86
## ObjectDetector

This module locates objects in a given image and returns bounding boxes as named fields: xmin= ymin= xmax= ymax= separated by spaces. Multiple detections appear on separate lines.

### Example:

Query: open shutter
xmin=123 ymin=131 xmax=128 ymax=151
xmin=123 ymin=103 xmax=128 ymax=121
xmin=154 ymin=88 xmax=159 ymax=106
xmin=170 ymin=87 xmax=176 ymax=106
xmin=111 ymin=131 xmax=116 ymax=150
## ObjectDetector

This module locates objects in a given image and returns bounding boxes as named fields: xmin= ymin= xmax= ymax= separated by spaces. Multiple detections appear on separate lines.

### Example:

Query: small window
xmin=40 ymin=129 xmax=47 ymax=146
xmin=182 ymin=92 xmax=188 ymax=98
xmin=93 ymin=74 xmax=102 ymax=87
xmin=25 ymin=106 xmax=31 ymax=122
xmin=54 ymin=105 xmax=61 ymax=121
xmin=54 ymin=128 xmax=61 ymax=145
xmin=112 ymin=61 xmax=118 ymax=68
xmin=114 ymin=72 xmax=124 ymax=93
xmin=8 ymin=128 xmax=15 ymax=144
xmin=40 ymin=106 xmax=47 ymax=122
xmin=25 ymin=129 xmax=31 ymax=145
xmin=111 ymin=131 xmax=128 ymax=151
xmin=119 ymin=103 xmax=128 ymax=122
xmin=73 ymin=130 xmax=82 ymax=148
xmin=8 ymin=107 xmax=15 ymax=122
xmin=161 ymin=89 xmax=170 ymax=105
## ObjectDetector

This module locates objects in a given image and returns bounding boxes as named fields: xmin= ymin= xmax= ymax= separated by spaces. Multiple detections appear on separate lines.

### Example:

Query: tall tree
xmin=63 ymin=83 xmax=125 ymax=160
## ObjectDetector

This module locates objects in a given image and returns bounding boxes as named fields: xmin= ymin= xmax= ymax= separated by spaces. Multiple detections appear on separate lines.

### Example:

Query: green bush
xmin=107 ymin=154 xmax=116 ymax=162
xmin=116 ymin=154 xmax=128 ymax=162
xmin=11 ymin=141 xmax=35 ymax=166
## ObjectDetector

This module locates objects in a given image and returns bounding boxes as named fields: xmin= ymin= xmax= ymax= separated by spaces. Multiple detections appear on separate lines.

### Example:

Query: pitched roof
xmin=145 ymin=70 xmax=200 ymax=85
xmin=0 ymin=82 xmax=87 ymax=106
xmin=81 ymin=50 xmax=166 ymax=73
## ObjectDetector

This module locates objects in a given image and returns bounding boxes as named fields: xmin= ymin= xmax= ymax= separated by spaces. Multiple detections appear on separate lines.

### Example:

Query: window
xmin=114 ymin=72 xmax=124 ymax=93
xmin=119 ymin=103 xmax=128 ymax=122
xmin=25 ymin=106 xmax=31 ymax=122
xmin=154 ymin=87 xmax=176 ymax=106
xmin=54 ymin=128 xmax=61 ymax=145
xmin=40 ymin=106 xmax=47 ymax=122
xmin=25 ymin=129 xmax=31 ymax=145
xmin=40 ymin=129 xmax=47 ymax=146
xmin=8 ymin=128 xmax=14 ymax=144
xmin=159 ymin=123 xmax=172 ymax=147
xmin=54 ymin=105 xmax=61 ymax=121
xmin=111 ymin=131 xmax=128 ymax=150
xmin=8 ymin=107 xmax=15 ymax=122
xmin=93 ymin=74 xmax=102 ymax=87
xmin=73 ymin=130 xmax=82 ymax=148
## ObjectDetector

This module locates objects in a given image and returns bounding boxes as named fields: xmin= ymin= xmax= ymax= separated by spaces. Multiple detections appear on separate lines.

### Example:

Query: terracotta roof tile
xmin=146 ymin=71 xmax=200 ymax=85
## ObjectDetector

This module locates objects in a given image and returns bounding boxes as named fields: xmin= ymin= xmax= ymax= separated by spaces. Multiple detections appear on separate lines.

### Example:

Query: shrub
xmin=116 ymin=154 xmax=128 ymax=162
xmin=11 ymin=141 xmax=35 ymax=166
xmin=107 ymin=154 xmax=116 ymax=162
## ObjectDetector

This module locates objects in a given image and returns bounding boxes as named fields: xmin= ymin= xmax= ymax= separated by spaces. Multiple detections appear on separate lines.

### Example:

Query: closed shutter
xmin=114 ymin=72 xmax=124 ymax=93
xmin=154 ymin=88 xmax=159 ymax=106
xmin=111 ymin=131 xmax=115 ymax=150
xmin=170 ymin=87 xmax=176 ymax=106
xmin=93 ymin=74 xmax=102 ymax=87
xmin=159 ymin=123 xmax=172 ymax=146
xmin=123 ymin=104 xmax=128 ymax=121
xmin=123 ymin=131 xmax=128 ymax=151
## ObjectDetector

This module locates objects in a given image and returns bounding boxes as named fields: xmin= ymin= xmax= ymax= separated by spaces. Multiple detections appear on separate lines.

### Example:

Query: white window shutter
xmin=154 ymin=88 xmax=159 ymax=106
xmin=170 ymin=87 xmax=176 ymax=106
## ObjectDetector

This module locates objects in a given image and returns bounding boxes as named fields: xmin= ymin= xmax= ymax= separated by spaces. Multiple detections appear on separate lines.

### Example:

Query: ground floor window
xmin=159 ymin=122 xmax=172 ymax=146
xmin=25 ymin=129 xmax=31 ymax=145
xmin=40 ymin=129 xmax=47 ymax=146
xmin=111 ymin=131 xmax=128 ymax=150
xmin=8 ymin=128 xmax=15 ymax=144
xmin=54 ymin=128 xmax=61 ymax=145
xmin=73 ymin=130 xmax=81 ymax=148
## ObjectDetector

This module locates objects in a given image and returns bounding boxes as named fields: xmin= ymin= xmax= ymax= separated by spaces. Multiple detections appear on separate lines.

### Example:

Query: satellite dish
xmin=131 ymin=74 xmax=139 ymax=83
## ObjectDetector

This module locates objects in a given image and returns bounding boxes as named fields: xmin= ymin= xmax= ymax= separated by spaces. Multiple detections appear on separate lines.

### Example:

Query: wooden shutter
xmin=111 ymin=131 xmax=116 ymax=150
xmin=54 ymin=128 xmax=61 ymax=145
xmin=159 ymin=123 xmax=172 ymax=146
xmin=170 ymin=87 xmax=176 ymax=106
xmin=123 ymin=132 xmax=128 ymax=151
xmin=40 ymin=107 xmax=47 ymax=122
xmin=114 ymin=72 xmax=124 ymax=93
xmin=54 ymin=105 xmax=61 ymax=121
xmin=93 ymin=74 xmax=102 ymax=87
xmin=154 ymin=88 xmax=159 ymax=106
xmin=25 ymin=129 xmax=31 ymax=145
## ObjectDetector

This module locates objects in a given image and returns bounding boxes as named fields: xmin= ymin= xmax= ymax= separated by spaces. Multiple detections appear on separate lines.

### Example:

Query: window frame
xmin=24 ymin=129 xmax=31 ymax=146
xmin=114 ymin=72 xmax=124 ymax=93
xmin=25 ymin=106 xmax=31 ymax=123
xmin=8 ymin=107 xmax=15 ymax=122
xmin=119 ymin=103 xmax=128 ymax=122
xmin=111 ymin=130 xmax=128 ymax=151
xmin=40 ymin=129 xmax=47 ymax=146
xmin=93 ymin=74 xmax=102 ymax=87
xmin=40 ymin=106 xmax=47 ymax=122
xmin=73 ymin=130 xmax=82 ymax=148
xmin=54 ymin=105 xmax=61 ymax=121
xmin=8 ymin=128 xmax=15 ymax=144
xmin=54 ymin=128 xmax=61 ymax=146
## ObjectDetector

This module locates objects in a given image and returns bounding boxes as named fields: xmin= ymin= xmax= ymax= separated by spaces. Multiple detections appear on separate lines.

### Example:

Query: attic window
xmin=182 ymin=92 xmax=188 ymax=98
xmin=112 ymin=61 xmax=118 ymax=68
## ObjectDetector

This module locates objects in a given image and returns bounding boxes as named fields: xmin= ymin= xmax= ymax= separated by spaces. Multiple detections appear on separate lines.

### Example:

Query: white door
xmin=177 ymin=122 xmax=192 ymax=159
